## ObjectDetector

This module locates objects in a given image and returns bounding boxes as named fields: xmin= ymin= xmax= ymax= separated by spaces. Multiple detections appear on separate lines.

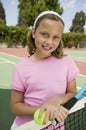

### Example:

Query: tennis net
xmin=14 ymin=97 xmax=86 ymax=130
xmin=41 ymin=102 xmax=86 ymax=130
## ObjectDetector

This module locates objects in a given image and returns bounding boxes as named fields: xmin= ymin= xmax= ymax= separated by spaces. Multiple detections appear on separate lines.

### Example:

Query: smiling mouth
xmin=42 ymin=45 xmax=52 ymax=50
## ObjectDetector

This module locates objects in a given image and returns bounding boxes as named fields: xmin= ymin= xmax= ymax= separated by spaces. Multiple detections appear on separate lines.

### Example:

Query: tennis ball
xmin=34 ymin=109 xmax=46 ymax=125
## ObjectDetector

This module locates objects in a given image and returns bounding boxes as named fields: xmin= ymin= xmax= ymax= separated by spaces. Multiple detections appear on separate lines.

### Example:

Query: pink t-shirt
xmin=11 ymin=55 xmax=79 ymax=127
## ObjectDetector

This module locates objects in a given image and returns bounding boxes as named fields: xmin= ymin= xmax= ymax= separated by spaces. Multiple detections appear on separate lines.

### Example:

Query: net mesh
xmin=41 ymin=103 xmax=86 ymax=130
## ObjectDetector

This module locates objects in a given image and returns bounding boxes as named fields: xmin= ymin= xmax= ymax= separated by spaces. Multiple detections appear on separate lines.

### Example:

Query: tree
xmin=0 ymin=0 xmax=6 ymax=24
xmin=18 ymin=0 xmax=63 ymax=27
xmin=70 ymin=11 xmax=86 ymax=33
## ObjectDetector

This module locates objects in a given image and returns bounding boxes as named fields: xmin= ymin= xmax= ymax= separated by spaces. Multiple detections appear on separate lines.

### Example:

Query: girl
xmin=11 ymin=11 xmax=79 ymax=129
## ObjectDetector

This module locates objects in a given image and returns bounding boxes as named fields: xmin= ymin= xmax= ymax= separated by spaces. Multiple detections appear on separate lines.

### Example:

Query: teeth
xmin=42 ymin=45 xmax=51 ymax=50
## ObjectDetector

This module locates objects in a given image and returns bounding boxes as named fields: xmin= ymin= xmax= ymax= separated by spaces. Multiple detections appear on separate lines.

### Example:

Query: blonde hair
xmin=27 ymin=11 xmax=64 ymax=58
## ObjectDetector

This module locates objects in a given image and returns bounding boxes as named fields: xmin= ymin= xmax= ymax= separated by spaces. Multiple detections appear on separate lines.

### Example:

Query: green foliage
xmin=70 ymin=11 xmax=86 ymax=33
xmin=0 ymin=25 xmax=86 ymax=48
xmin=0 ymin=25 xmax=29 ymax=47
xmin=0 ymin=0 xmax=6 ymax=24
xmin=18 ymin=0 xmax=63 ymax=27
xmin=63 ymin=33 xmax=86 ymax=48
xmin=0 ymin=24 xmax=8 ymax=44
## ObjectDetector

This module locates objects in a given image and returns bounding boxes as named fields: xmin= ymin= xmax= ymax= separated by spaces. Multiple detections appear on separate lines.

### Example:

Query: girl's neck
xmin=30 ymin=52 xmax=51 ymax=61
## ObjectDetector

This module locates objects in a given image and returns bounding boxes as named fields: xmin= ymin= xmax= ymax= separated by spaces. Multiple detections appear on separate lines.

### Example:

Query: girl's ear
xmin=32 ymin=28 xmax=35 ymax=39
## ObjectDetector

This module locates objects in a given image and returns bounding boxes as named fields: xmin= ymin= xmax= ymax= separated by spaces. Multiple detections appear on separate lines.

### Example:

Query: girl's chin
xmin=36 ymin=50 xmax=52 ymax=58
xmin=42 ymin=53 xmax=52 ymax=58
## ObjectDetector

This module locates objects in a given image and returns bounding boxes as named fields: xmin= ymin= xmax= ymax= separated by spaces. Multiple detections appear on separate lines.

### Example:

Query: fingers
xmin=49 ymin=109 xmax=55 ymax=121
xmin=55 ymin=106 xmax=69 ymax=123
xmin=38 ymin=107 xmax=45 ymax=119
xmin=43 ymin=110 xmax=50 ymax=124
xmin=38 ymin=105 xmax=69 ymax=125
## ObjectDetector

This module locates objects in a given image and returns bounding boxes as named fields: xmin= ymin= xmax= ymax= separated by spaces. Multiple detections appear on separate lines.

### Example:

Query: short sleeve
xmin=67 ymin=56 xmax=80 ymax=82
xmin=11 ymin=66 xmax=25 ymax=92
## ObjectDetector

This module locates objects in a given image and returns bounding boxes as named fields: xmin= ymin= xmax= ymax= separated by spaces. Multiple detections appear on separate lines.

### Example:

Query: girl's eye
xmin=54 ymin=36 xmax=59 ymax=39
xmin=42 ymin=33 xmax=46 ymax=35
xmin=41 ymin=32 xmax=48 ymax=37
xmin=54 ymin=36 xmax=60 ymax=40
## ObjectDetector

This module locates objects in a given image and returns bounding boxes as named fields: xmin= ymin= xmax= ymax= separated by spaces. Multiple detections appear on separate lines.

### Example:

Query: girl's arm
xmin=11 ymin=90 xmax=39 ymax=117
xmin=56 ymin=78 xmax=77 ymax=105
xmin=11 ymin=79 xmax=76 ymax=124
xmin=38 ymin=79 xmax=77 ymax=124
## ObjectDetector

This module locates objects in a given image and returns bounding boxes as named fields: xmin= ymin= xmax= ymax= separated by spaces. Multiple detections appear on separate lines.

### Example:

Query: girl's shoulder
xmin=60 ymin=54 xmax=73 ymax=61
xmin=15 ymin=56 xmax=30 ymax=68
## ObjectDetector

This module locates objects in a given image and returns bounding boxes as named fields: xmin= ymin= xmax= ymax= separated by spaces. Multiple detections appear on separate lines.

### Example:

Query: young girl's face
xmin=32 ymin=18 xmax=64 ymax=59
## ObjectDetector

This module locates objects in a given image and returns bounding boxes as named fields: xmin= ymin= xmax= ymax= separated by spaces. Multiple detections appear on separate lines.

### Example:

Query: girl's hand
xmin=38 ymin=97 xmax=69 ymax=124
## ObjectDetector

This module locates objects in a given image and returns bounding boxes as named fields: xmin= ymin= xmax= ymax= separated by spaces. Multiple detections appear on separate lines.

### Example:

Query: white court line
xmin=0 ymin=57 xmax=16 ymax=65
xmin=74 ymin=59 xmax=86 ymax=62
xmin=65 ymin=50 xmax=86 ymax=53
xmin=0 ymin=52 xmax=22 ymax=59
xmin=0 ymin=52 xmax=86 ymax=74
xmin=78 ymin=74 xmax=86 ymax=78
xmin=77 ymin=86 xmax=81 ymax=90
xmin=0 ymin=57 xmax=7 ymax=60
xmin=76 ymin=57 xmax=86 ymax=60
xmin=0 ymin=62 xmax=8 ymax=64
xmin=0 ymin=52 xmax=22 ymax=65
xmin=0 ymin=57 xmax=9 ymax=64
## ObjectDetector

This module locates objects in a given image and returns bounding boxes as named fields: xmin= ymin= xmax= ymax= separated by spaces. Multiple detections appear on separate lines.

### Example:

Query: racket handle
xmin=63 ymin=97 xmax=77 ymax=110
xmin=52 ymin=97 xmax=77 ymax=125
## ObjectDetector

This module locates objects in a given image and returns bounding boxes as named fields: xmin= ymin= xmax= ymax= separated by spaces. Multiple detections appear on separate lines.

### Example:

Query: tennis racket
xmin=52 ymin=83 xmax=86 ymax=125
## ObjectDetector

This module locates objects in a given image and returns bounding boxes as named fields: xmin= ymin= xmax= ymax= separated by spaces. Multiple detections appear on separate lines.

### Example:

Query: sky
xmin=1 ymin=0 xmax=86 ymax=32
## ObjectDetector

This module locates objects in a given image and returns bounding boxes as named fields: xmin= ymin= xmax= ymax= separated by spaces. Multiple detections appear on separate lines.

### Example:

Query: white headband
xmin=33 ymin=11 xmax=64 ymax=28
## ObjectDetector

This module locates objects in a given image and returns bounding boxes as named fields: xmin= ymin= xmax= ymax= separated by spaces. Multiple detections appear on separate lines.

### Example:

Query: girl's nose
xmin=46 ymin=38 xmax=52 ymax=45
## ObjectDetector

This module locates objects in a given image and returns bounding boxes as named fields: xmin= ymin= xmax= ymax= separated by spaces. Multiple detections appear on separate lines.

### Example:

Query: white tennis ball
xmin=34 ymin=109 xmax=46 ymax=125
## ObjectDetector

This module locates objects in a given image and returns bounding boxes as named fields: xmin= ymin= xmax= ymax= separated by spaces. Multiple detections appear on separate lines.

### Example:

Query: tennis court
xmin=0 ymin=48 xmax=86 ymax=130
xmin=64 ymin=49 xmax=86 ymax=88
xmin=0 ymin=48 xmax=86 ymax=90
xmin=0 ymin=52 xmax=21 ymax=89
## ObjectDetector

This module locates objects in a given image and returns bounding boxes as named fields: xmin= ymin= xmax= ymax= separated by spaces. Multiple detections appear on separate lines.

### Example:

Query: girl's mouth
xmin=42 ymin=45 xmax=52 ymax=50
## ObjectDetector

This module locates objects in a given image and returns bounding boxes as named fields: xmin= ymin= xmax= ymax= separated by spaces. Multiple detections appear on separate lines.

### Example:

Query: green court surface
xmin=0 ymin=50 xmax=86 ymax=89
xmin=0 ymin=52 xmax=20 ymax=130
xmin=64 ymin=51 xmax=86 ymax=61
xmin=76 ymin=76 xmax=86 ymax=88
xmin=0 ymin=89 xmax=15 ymax=130
xmin=0 ymin=52 xmax=21 ymax=89
xmin=64 ymin=50 xmax=86 ymax=88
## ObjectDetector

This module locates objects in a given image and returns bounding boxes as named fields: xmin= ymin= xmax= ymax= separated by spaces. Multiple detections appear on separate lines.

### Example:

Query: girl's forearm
xmin=11 ymin=103 xmax=40 ymax=117
xmin=57 ymin=92 xmax=76 ymax=105
xmin=11 ymin=92 xmax=76 ymax=117
xmin=46 ymin=92 xmax=76 ymax=107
